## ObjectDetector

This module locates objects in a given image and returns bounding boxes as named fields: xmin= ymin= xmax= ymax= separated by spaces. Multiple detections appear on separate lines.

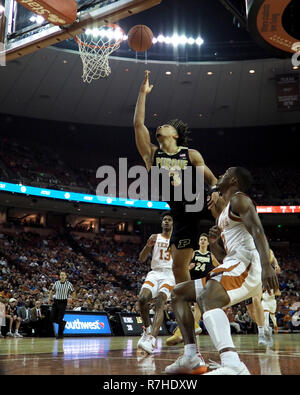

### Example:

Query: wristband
xmin=210 ymin=185 xmax=218 ymax=194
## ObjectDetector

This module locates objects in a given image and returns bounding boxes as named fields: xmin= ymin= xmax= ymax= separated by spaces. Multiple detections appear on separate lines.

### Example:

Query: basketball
xmin=127 ymin=25 xmax=153 ymax=52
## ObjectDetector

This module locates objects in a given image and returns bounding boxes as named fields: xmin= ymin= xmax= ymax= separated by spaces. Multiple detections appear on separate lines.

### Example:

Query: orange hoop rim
xmin=74 ymin=23 xmax=125 ymax=50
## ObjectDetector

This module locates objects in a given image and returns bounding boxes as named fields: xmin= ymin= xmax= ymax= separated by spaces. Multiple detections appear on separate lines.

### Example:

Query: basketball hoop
xmin=75 ymin=23 xmax=125 ymax=83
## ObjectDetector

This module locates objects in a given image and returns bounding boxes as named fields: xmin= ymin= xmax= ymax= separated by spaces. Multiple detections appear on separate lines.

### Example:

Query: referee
xmin=48 ymin=271 xmax=75 ymax=339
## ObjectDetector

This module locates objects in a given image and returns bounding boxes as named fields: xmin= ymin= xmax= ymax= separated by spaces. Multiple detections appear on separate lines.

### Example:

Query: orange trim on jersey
xmin=209 ymin=262 xmax=240 ymax=277
xmin=228 ymin=210 xmax=243 ymax=222
xmin=219 ymin=263 xmax=251 ymax=292
xmin=144 ymin=281 xmax=155 ymax=288
xmin=228 ymin=203 xmax=243 ymax=222
xmin=202 ymin=278 xmax=206 ymax=287
xmin=209 ymin=262 xmax=251 ymax=291
xmin=159 ymin=283 xmax=174 ymax=292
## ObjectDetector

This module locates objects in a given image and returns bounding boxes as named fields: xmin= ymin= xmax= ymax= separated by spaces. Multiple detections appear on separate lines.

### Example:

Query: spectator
xmin=225 ymin=307 xmax=243 ymax=334
xmin=0 ymin=296 xmax=6 ymax=337
xmin=234 ymin=310 xmax=247 ymax=333
xmin=6 ymin=298 xmax=23 ymax=337
xmin=17 ymin=299 xmax=32 ymax=336
xmin=30 ymin=300 xmax=45 ymax=336
xmin=164 ymin=304 xmax=177 ymax=334
xmin=242 ymin=310 xmax=255 ymax=334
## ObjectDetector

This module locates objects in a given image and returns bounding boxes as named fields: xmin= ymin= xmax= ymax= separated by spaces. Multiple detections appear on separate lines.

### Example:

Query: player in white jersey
xmin=137 ymin=212 xmax=175 ymax=354
xmin=164 ymin=167 xmax=279 ymax=375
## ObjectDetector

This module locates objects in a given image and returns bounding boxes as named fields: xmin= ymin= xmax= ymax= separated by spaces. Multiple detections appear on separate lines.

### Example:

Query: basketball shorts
xmin=194 ymin=277 xmax=207 ymax=296
xmin=141 ymin=269 xmax=175 ymax=300
xmin=262 ymin=298 xmax=277 ymax=314
xmin=169 ymin=210 xmax=208 ymax=251
xmin=201 ymin=249 xmax=262 ymax=308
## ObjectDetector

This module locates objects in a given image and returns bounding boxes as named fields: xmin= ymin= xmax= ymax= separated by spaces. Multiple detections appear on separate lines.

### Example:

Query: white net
xmin=75 ymin=25 xmax=125 ymax=83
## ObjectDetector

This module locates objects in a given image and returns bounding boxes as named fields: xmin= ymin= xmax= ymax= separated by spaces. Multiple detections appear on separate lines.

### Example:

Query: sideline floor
xmin=0 ymin=333 xmax=299 ymax=375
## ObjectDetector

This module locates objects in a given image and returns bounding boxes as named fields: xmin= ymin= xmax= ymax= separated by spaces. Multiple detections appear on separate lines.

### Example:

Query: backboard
xmin=0 ymin=0 xmax=161 ymax=61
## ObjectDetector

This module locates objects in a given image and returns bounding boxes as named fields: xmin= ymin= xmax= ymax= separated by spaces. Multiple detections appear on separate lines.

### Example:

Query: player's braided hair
xmin=167 ymin=119 xmax=192 ymax=147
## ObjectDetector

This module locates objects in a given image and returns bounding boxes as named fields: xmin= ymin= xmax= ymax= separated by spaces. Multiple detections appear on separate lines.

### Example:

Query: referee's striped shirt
xmin=52 ymin=280 xmax=74 ymax=300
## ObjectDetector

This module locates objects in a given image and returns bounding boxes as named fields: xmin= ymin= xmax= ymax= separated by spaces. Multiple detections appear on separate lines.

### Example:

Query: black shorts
xmin=169 ymin=210 xmax=207 ymax=251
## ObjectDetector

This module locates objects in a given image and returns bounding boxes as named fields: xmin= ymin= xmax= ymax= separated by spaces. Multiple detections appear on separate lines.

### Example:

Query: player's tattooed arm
xmin=134 ymin=70 xmax=157 ymax=171
xmin=139 ymin=234 xmax=157 ymax=262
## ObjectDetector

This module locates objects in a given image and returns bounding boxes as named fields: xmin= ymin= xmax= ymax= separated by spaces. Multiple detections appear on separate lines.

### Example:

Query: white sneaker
xmin=137 ymin=330 xmax=150 ymax=349
xmin=264 ymin=327 xmax=273 ymax=347
xmin=13 ymin=332 xmax=23 ymax=338
xmin=204 ymin=361 xmax=250 ymax=375
xmin=165 ymin=353 xmax=207 ymax=374
xmin=138 ymin=335 xmax=156 ymax=354
xmin=258 ymin=334 xmax=268 ymax=346
xmin=6 ymin=332 xmax=14 ymax=337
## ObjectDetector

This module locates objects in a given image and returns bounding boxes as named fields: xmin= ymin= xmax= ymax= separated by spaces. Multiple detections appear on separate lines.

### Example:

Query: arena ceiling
xmin=0 ymin=0 xmax=299 ymax=129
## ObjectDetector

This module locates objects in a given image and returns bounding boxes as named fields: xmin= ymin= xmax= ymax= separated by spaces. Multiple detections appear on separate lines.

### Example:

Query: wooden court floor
xmin=0 ymin=333 xmax=299 ymax=375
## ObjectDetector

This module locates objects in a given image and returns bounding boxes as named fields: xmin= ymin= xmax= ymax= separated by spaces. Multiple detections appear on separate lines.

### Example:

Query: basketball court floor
xmin=0 ymin=333 xmax=299 ymax=375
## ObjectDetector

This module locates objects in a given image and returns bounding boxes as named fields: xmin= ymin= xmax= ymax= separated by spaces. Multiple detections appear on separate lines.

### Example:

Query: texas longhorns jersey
xmin=218 ymin=192 xmax=256 ymax=256
xmin=151 ymin=234 xmax=173 ymax=270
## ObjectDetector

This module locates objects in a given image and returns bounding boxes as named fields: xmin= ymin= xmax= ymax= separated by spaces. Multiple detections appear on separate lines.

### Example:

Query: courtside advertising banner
xmin=53 ymin=312 xmax=112 ymax=336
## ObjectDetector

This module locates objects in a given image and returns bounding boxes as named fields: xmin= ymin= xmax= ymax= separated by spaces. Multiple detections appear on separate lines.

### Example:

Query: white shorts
xmin=206 ymin=249 xmax=262 ymax=308
xmin=141 ymin=269 xmax=175 ymax=300
xmin=262 ymin=298 xmax=277 ymax=314
xmin=194 ymin=277 xmax=207 ymax=298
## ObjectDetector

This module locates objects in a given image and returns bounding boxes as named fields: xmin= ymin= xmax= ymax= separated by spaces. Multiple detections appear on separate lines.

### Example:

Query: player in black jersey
xmin=166 ymin=233 xmax=219 ymax=346
xmin=134 ymin=71 xmax=219 ymax=283
xmin=189 ymin=233 xmax=219 ymax=281
xmin=134 ymin=70 xmax=220 ymax=373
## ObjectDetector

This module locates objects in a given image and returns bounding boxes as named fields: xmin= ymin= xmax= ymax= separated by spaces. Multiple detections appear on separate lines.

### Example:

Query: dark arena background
xmin=0 ymin=0 xmax=299 ymax=386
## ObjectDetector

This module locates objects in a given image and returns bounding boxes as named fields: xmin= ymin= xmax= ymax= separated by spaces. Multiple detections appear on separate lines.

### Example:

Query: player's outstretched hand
xmin=208 ymin=225 xmax=221 ymax=243
xmin=262 ymin=265 xmax=279 ymax=295
xmin=207 ymin=191 xmax=220 ymax=210
xmin=140 ymin=70 xmax=154 ymax=94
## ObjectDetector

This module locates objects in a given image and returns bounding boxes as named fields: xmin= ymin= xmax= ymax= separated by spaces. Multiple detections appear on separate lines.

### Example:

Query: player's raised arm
xmin=134 ymin=70 xmax=157 ymax=171
xmin=139 ymin=234 xmax=157 ymax=262
xmin=230 ymin=194 xmax=279 ymax=293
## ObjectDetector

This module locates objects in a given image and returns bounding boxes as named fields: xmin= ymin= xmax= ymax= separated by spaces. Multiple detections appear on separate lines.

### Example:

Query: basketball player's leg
xmin=171 ymin=242 xmax=200 ymax=342
xmin=270 ymin=312 xmax=278 ymax=333
xmin=137 ymin=287 xmax=152 ymax=329
xmin=151 ymin=291 xmax=168 ymax=338
xmin=170 ymin=280 xmax=198 ymax=344
xmin=171 ymin=245 xmax=194 ymax=283
xmin=251 ymin=289 xmax=264 ymax=326
xmin=249 ymin=289 xmax=271 ymax=345
xmin=165 ymin=280 xmax=207 ymax=374
xmin=196 ymin=278 xmax=250 ymax=374
xmin=193 ymin=302 xmax=202 ymax=325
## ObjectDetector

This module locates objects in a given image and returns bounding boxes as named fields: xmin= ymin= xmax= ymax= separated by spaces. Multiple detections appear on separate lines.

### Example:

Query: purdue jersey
xmin=190 ymin=250 xmax=214 ymax=280
xmin=152 ymin=147 xmax=209 ymax=213
xmin=151 ymin=233 xmax=172 ymax=270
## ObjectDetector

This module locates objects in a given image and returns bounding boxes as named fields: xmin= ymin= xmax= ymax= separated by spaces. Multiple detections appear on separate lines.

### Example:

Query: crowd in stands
xmin=0 ymin=219 xmax=299 ymax=337
xmin=1 ymin=135 xmax=299 ymax=205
